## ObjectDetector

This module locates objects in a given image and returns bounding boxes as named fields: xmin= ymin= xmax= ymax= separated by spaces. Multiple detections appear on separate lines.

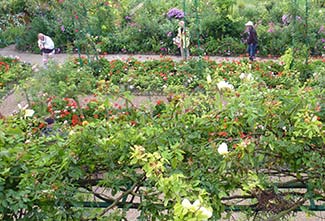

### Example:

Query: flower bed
xmin=0 ymin=57 xmax=32 ymax=99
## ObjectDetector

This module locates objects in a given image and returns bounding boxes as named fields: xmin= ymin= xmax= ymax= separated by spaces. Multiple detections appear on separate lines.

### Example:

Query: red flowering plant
xmin=80 ymin=97 xmax=108 ymax=121
xmin=80 ymin=95 xmax=146 ymax=127
xmin=89 ymin=59 xmax=131 ymax=85
xmin=46 ymin=96 xmax=83 ymax=126
xmin=0 ymin=61 xmax=10 ymax=88
xmin=0 ymin=56 xmax=32 ymax=97
xmin=0 ymin=61 xmax=10 ymax=73
xmin=152 ymin=99 xmax=167 ymax=117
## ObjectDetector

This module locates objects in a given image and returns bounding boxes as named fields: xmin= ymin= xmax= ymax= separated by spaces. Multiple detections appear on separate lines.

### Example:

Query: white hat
xmin=245 ymin=21 xmax=254 ymax=26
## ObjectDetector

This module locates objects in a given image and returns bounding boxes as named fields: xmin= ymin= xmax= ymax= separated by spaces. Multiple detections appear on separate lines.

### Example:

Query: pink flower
xmin=282 ymin=14 xmax=289 ymax=25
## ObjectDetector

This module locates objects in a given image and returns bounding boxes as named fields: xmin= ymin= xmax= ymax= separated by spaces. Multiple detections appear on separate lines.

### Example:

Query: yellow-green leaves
xmin=130 ymin=145 xmax=165 ymax=178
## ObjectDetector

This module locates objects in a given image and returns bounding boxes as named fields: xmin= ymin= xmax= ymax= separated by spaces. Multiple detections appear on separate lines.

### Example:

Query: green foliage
xmin=1 ymin=55 xmax=324 ymax=220
xmin=2 ymin=0 xmax=325 ymax=58
xmin=204 ymin=36 xmax=246 ymax=56
xmin=280 ymin=48 xmax=294 ymax=71
xmin=20 ymin=61 xmax=96 ymax=118
xmin=0 ymin=25 xmax=25 ymax=48
xmin=0 ymin=0 xmax=27 ymax=15
xmin=16 ymin=16 xmax=55 ymax=52
xmin=0 ymin=57 xmax=33 ymax=98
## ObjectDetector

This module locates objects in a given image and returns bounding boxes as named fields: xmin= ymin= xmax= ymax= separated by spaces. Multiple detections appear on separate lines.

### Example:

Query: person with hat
xmin=243 ymin=21 xmax=258 ymax=61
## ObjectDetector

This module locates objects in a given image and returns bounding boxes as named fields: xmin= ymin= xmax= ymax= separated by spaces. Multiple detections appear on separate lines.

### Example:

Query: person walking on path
xmin=174 ymin=20 xmax=190 ymax=60
xmin=37 ymin=33 xmax=55 ymax=66
xmin=243 ymin=21 xmax=258 ymax=61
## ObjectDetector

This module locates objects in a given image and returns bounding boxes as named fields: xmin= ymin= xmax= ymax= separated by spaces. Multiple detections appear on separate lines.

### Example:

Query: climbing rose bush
xmin=0 ymin=57 xmax=324 ymax=220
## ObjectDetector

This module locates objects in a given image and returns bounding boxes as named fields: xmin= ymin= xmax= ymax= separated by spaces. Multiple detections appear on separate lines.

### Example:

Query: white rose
xmin=24 ymin=109 xmax=35 ymax=117
xmin=218 ymin=142 xmax=229 ymax=155
xmin=69 ymin=130 xmax=75 ymax=136
xmin=206 ymin=74 xmax=212 ymax=83
xmin=312 ymin=116 xmax=318 ymax=122
xmin=181 ymin=198 xmax=192 ymax=209
xmin=192 ymin=199 xmax=201 ymax=210
xmin=199 ymin=206 xmax=213 ymax=219
xmin=217 ymin=80 xmax=234 ymax=91
xmin=247 ymin=73 xmax=253 ymax=81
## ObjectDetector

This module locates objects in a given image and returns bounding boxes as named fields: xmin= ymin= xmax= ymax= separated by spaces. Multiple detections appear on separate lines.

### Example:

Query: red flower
xmin=39 ymin=122 xmax=46 ymax=129
xmin=217 ymin=131 xmax=228 ymax=137
xmin=71 ymin=114 xmax=80 ymax=126
xmin=156 ymin=100 xmax=164 ymax=105
xmin=64 ymin=98 xmax=78 ymax=108
xmin=240 ymin=132 xmax=246 ymax=138
xmin=47 ymin=105 xmax=53 ymax=114
xmin=60 ymin=110 xmax=70 ymax=118
xmin=0 ymin=61 xmax=9 ymax=72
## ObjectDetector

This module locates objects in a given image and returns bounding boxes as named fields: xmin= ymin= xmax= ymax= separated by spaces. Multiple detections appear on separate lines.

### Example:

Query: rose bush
xmin=0 ymin=57 xmax=32 ymax=98
xmin=0 ymin=55 xmax=324 ymax=220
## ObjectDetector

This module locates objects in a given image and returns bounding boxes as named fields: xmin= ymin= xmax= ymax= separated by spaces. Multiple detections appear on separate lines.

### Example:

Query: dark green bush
xmin=15 ymin=16 xmax=54 ymax=52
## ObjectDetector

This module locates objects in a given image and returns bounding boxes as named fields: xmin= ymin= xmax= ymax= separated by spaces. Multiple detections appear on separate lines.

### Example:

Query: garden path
xmin=0 ymin=44 xmax=267 ymax=65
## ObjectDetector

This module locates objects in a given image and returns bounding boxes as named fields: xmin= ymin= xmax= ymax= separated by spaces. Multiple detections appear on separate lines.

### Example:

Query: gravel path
xmin=0 ymin=44 xmax=249 ymax=65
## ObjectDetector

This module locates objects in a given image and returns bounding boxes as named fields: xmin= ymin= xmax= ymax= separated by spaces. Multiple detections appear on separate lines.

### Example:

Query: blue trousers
xmin=247 ymin=43 xmax=257 ymax=60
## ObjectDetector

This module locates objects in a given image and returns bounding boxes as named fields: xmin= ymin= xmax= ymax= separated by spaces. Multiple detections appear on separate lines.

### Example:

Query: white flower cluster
xmin=217 ymin=80 xmax=234 ymax=91
xmin=18 ymin=103 xmax=35 ymax=118
xmin=239 ymin=73 xmax=253 ymax=81
xmin=24 ymin=109 xmax=35 ymax=118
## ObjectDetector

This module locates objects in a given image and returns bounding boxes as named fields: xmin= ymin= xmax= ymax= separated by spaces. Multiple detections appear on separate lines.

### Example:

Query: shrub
xmin=1 ymin=57 xmax=323 ymax=220
xmin=16 ymin=16 xmax=55 ymax=52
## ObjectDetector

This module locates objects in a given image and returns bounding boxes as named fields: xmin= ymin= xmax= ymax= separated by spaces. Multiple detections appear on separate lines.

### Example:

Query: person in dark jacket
xmin=244 ymin=21 xmax=258 ymax=61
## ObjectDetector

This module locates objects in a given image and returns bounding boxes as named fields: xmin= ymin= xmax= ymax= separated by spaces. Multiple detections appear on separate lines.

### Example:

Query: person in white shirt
xmin=37 ymin=33 xmax=55 ymax=66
